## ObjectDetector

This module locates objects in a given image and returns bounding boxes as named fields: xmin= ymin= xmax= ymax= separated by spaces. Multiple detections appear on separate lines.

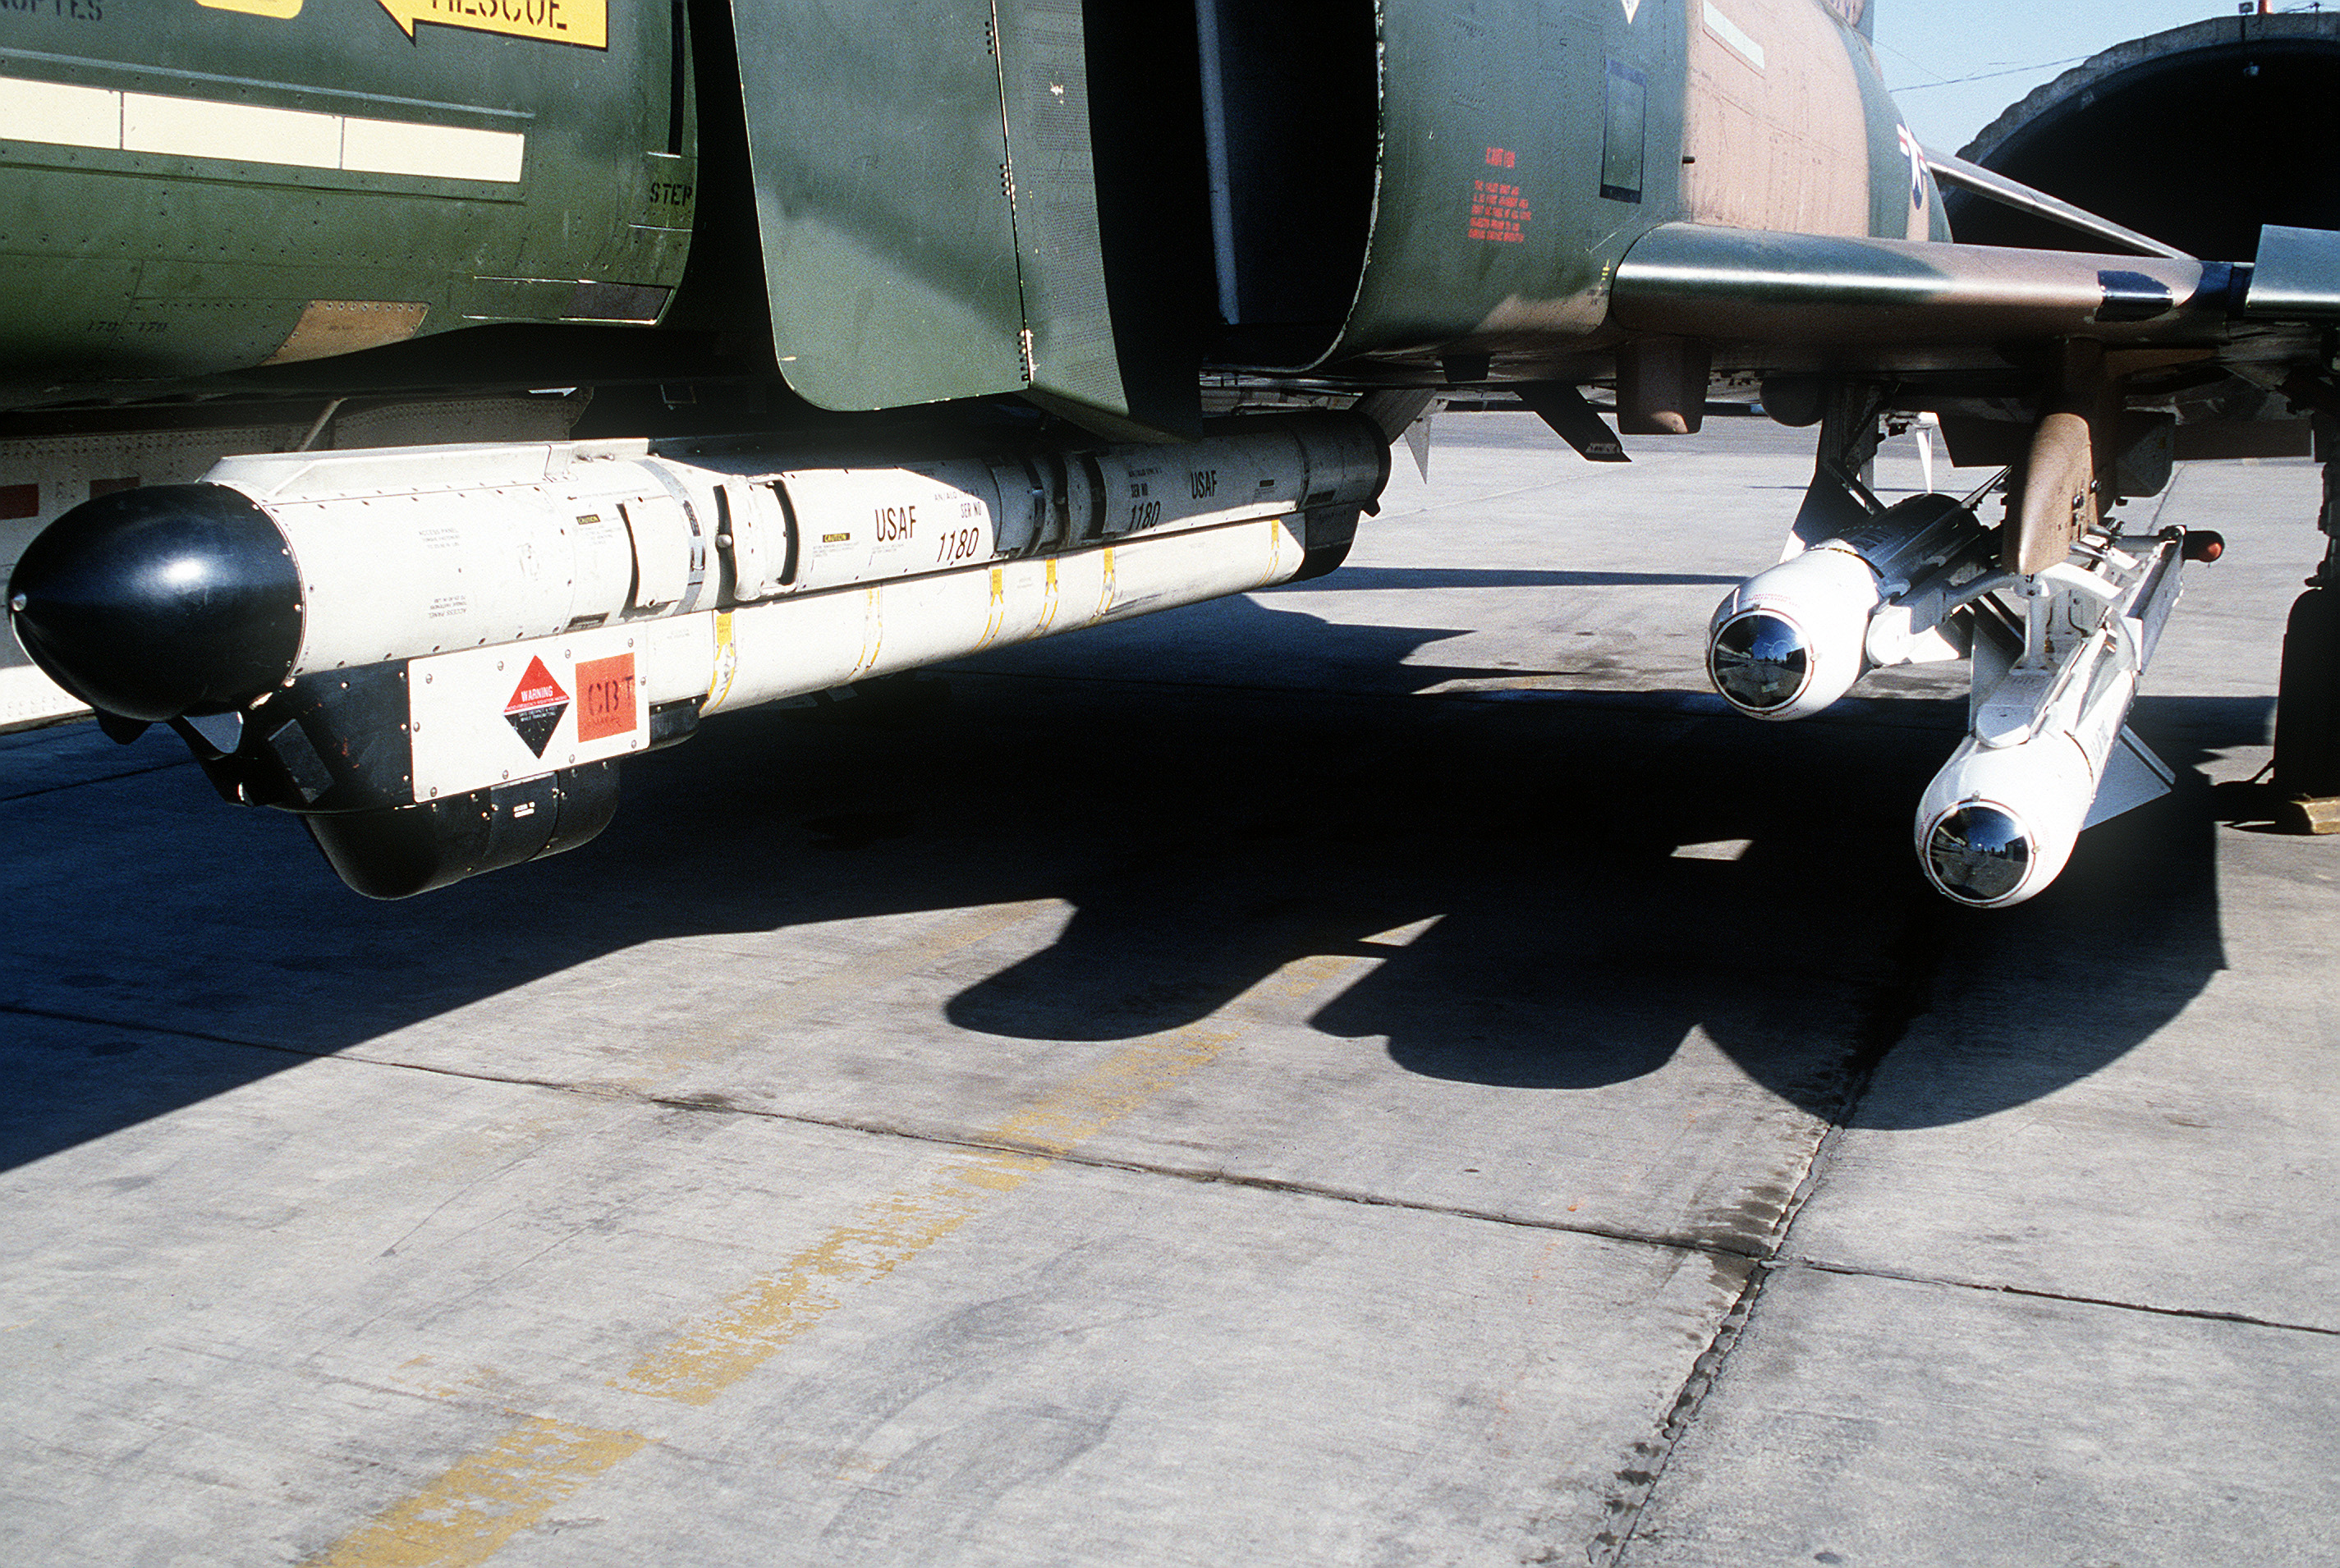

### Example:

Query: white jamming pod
xmin=8 ymin=412 xmax=1386 ymax=896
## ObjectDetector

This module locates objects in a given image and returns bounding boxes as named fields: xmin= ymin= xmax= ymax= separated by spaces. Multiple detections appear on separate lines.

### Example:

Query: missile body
xmin=9 ymin=415 xmax=1385 ymax=895
xmin=1916 ymin=536 xmax=2185 ymax=907
xmin=1707 ymin=493 xmax=1986 ymax=721
xmin=1705 ymin=477 xmax=2198 ymax=907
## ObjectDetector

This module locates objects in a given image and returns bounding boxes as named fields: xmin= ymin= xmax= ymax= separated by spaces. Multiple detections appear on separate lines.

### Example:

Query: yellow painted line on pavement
xmin=616 ymin=1022 xmax=1239 ymax=1405
xmin=307 ymin=1416 xmax=647 ymax=1568
xmin=308 ymin=948 xmax=1372 ymax=1566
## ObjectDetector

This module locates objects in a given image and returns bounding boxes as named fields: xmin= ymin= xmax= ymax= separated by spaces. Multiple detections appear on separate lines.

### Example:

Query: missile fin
xmin=1516 ymin=383 xmax=1630 ymax=463
xmin=1350 ymin=388 xmax=1437 ymax=445
xmin=1788 ymin=466 xmax=1874 ymax=551
xmin=2082 ymin=727 xmax=2175 ymax=828
xmin=1403 ymin=410 xmax=1434 ymax=480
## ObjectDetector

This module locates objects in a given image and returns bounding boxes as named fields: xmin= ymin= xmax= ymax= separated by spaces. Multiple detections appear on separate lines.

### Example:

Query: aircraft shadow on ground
xmin=0 ymin=594 xmax=2257 ymax=1170
xmin=1269 ymin=566 xmax=1746 ymax=592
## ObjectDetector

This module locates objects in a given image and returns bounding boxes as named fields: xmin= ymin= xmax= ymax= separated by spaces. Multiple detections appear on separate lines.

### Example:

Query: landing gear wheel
xmin=2269 ymin=587 xmax=2340 ymax=831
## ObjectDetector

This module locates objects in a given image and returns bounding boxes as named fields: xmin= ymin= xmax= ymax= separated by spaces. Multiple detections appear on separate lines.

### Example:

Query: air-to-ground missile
xmin=1706 ymin=493 xmax=1991 ymax=721
xmin=8 ymin=414 xmax=1385 ymax=896
xmin=1705 ymin=476 xmax=2213 ymax=906
xmin=1915 ymin=531 xmax=2193 ymax=907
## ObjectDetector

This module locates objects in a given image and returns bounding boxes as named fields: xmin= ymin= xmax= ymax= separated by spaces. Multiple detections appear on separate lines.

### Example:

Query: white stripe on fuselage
xmin=1701 ymin=1 xmax=1767 ymax=71
xmin=0 ymin=74 xmax=525 ymax=184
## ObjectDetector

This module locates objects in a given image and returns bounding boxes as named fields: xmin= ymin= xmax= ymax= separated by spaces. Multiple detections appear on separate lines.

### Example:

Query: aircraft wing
xmin=1615 ymin=227 xmax=2242 ymax=353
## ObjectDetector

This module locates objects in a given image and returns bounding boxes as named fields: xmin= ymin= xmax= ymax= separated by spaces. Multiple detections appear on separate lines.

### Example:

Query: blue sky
xmin=1872 ymin=2 xmax=2307 ymax=153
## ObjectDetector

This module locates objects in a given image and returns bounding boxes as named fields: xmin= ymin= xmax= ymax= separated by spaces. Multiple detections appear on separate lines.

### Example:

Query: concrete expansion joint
xmin=969 ymin=1146 xmax=1774 ymax=1259
xmin=2 ymin=1002 xmax=624 ymax=1096
xmin=1590 ymin=896 xmax=1950 ymax=1566
xmin=2 ymin=1000 xmax=310 ymax=1056
xmin=1779 ymin=1254 xmax=2340 ymax=1338
xmin=645 ymin=1089 xmax=1775 ymax=1259
xmin=0 ymin=1006 xmax=1883 ymax=1279
xmin=1589 ymin=1255 xmax=1773 ymax=1568
xmin=0 ymin=753 xmax=200 ymax=806
xmin=1770 ymin=893 xmax=1950 ymax=1249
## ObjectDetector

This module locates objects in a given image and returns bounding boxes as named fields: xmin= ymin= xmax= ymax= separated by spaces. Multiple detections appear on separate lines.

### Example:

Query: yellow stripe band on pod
xmin=705 ymin=610 xmax=737 ymax=708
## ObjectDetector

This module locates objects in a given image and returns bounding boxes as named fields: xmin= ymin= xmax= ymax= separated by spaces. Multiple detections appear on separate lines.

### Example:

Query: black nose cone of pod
xmin=7 ymin=484 xmax=301 ymax=722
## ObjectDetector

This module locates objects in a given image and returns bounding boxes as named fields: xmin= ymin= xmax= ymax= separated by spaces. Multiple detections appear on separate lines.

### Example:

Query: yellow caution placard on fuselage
xmin=374 ymin=0 xmax=608 ymax=51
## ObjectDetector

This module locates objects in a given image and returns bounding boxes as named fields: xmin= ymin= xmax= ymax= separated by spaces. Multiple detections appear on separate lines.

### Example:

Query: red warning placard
xmin=503 ymin=655 xmax=569 ymax=757
xmin=574 ymin=653 xmax=637 ymax=742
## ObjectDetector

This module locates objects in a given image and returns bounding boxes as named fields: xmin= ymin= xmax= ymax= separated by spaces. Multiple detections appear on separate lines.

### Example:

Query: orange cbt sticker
xmin=574 ymin=653 xmax=638 ymax=741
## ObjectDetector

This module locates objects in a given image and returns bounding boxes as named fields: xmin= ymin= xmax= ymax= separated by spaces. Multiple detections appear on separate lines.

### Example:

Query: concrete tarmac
xmin=2 ymin=415 xmax=2334 ymax=1566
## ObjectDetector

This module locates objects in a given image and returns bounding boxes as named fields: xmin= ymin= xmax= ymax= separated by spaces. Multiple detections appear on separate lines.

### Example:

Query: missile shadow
xmin=1317 ymin=692 xmax=2248 ymax=1127
xmin=938 ymin=656 xmax=2246 ymax=1126
xmin=0 ymin=595 xmax=2252 ymax=1172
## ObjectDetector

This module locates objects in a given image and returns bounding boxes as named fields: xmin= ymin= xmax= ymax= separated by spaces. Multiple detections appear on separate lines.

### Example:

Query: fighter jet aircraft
xmin=7 ymin=0 xmax=2338 ymax=905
